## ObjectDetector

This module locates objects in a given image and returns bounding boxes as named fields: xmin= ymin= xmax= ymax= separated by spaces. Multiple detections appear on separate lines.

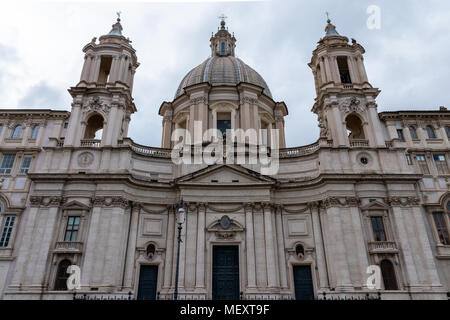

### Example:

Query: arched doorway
xmin=380 ymin=259 xmax=398 ymax=290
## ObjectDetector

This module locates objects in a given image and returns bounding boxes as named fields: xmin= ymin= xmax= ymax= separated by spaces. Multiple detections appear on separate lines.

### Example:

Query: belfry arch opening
xmin=345 ymin=114 xmax=365 ymax=140
xmin=84 ymin=114 xmax=104 ymax=140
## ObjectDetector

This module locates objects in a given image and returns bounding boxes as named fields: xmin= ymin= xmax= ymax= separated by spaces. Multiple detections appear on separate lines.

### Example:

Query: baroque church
xmin=0 ymin=16 xmax=449 ymax=300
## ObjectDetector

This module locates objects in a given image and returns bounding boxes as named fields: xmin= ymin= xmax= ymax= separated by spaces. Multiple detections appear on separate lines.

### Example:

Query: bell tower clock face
xmin=77 ymin=152 xmax=94 ymax=167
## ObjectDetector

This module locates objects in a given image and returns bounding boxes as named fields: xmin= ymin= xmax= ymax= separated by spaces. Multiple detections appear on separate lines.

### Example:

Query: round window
xmin=360 ymin=157 xmax=369 ymax=165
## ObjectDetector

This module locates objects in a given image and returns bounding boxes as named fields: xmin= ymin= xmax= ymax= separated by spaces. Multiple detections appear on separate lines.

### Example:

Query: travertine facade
xmin=0 ymin=18 xmax=449 ymax=300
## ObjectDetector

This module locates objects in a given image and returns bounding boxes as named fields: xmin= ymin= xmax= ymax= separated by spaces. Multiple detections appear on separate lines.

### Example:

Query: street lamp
xmin=174 ymin=199 xmax=185 ymax=300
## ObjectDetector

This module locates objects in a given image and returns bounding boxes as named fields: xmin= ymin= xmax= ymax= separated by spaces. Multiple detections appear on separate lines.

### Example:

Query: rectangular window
xmin=64 ymin=216 xmax=80 ymax=242
xmin=446 ymin=126 xmax=450 ymax=139
xmin=20 ymin=156 xmax=32 ymax=174
xmin=0 ymin=125 xmax=3 ymax=136
xmin=433 ymin=155 xmax=449 ymax=175
xmin=432 ymin=212 xmax=450 ymax=245
xmin=397 ymin=129 xmax=405 ymax=142
xmin=0 ymin=216 xmax=16 ymax=248
xmin=0 ymin=154 xmax=16 ymax=174
xmin=337 ymin=56 xmax=352 ymax=84
xmin=416 ymin=155 xmax=430 ymax=174
xmin=371 ymin=216 xmax=387 ymax=242
xmin=406 ymin=154 xmax=413 ymax=165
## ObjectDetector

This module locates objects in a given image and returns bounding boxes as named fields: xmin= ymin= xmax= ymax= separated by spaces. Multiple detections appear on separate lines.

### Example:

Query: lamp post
xmin=174 ymin=199 xmax=185 ymax=300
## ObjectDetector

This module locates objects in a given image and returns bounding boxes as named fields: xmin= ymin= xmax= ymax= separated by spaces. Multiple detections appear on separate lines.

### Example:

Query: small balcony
xmin=368 ymin=241 xmax=399 ymax=254
xmin=349 ymin=139 xmax=369 ymax=148
xmin=80 ymin=139 xmax=101 ymax=148
xmin=54 ymin=241 xmax=83 ymax=253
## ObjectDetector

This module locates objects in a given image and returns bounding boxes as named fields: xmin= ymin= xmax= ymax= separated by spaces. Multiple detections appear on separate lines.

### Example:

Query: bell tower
xmin=65 ymin=15 xmax=139 ymax=148
xmin=310 ymin=18 xmax=385 ymax=148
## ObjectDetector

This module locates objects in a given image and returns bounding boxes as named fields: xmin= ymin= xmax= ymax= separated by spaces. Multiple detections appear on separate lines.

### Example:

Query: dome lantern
xmin=210 ymin=15 xmax=236 ymax=57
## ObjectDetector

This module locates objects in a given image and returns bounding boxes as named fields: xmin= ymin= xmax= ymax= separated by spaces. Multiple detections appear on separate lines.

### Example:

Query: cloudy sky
xmin=1 ymin=0 xmax=449 ymax=147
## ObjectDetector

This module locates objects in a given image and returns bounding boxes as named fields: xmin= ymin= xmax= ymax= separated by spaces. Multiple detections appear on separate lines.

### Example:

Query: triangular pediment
xmin=175 ymin=164 xmax=277 ymax=185
xmin=62 ymin=200 xmax=91 ymax=210
xmin=360 ymin=200 xmax=389 ymax=211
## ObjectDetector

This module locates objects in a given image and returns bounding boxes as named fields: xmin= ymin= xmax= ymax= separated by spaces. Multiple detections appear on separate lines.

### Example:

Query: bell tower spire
xmin=309 ymin=17 xmax=385 ymax=149
xmin=65 ymin=15 xmax=140 ymax=148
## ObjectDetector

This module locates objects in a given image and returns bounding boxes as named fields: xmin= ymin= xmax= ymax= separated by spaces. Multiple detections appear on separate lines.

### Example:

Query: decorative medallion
xmin=219 ymin=215 xmax=232 ymax=230
xmin=78 ymin=152 xmax=94 ymax=167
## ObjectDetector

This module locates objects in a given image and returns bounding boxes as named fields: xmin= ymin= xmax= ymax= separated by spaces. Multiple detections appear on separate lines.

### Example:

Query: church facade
xmin=0 ymin=17 xmax=449 ymax=300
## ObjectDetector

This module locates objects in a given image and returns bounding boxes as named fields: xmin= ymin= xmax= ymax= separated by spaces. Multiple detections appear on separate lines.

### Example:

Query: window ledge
xmin=426 ymin=138 xmax=444 ymax=143
xmin=3 ymin=138 xmax=22 ymax=143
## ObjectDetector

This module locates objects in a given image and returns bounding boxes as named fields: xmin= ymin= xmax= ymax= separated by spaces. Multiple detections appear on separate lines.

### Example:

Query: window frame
xmin=30 ymin=125 xmax=39 ymax=139
xmin=370 ymin=216 xmax=387 ymax=242
xmin=426 ymin=125 xmax=437 ymax=139
xmin=416 ymin=154 xmax=430 ymax=175
xmin=406 ymin=154 xmax=413 ymax=166
xmin=19 ymin=155 xmax=33 ymax=174
xmin=0 ymin=154 xmax=16 ymax=175
xmin=432 ymin=212 xmax=450 ymax=245
xmin=433 ymin=154 xmax=449 ymax=175
xmin=63 ymin=216 xmax=81 ymax=243
xmin=10 ymin=125 xmax=22 ymax=139
xmin=0 ymin=215 xmax=16 ymax=248
xmin=396 ymin=129 xmax=405 ymax=142
xmin=409 ymin=126 xmax=419 ymax=140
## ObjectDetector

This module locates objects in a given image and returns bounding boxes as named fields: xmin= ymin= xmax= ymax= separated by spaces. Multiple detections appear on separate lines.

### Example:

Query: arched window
xmin=11 ymin=125 xmax=22 ymax=139
xmin=380 ymin=260 xmax=398 ymax=290
xmin=345 ymin=114 xmax=365 ymax=140
xmin=426 ymin=125 xmax=436 ymax=139
xmin=84 ymin=114 xmax=104 ymax=140
xmin=54 ymin=259 xmax=72 ymax=291
xmin=221 ymin=42 xmax=225 ymax=56
xmin=409 ymin=126 xmax=418 ymax=140
xmin=146 ymin=244 xmax=156 ymax=260
xmin=30 ymin=125 xmax=39 ymax=139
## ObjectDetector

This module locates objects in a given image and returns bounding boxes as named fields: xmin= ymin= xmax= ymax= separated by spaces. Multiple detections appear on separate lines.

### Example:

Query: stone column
xmin=195 ymin=204 xmax=206 ymax=289
xmin=184 ymin=204 xmax=198 ymax=288
xmin=263 ymin=203 xmax=278 ymax=288
xmin=245 ymin=203 xmax=257 ymax=288
xmin=163 ymin=206 xmax=175 ymax=290
xmin=21 ymin=122 xmax=32 ymax=147
xmin=347 ymin=199 xmax=370 ymax=288
xmin=324 ymin=56 xmax=333 ymax=83
xmin=367 ymin=104 xmax=386 ymax=147
xmin=89 ymin=56 xmax=101 ymax=83
xmin=123 ymin=203 xmax=140 ymax=290
xmin=104 ymin=106 xmax=118 ymax=146
xmin=411 ymin=205 xmax=442 ymax=287
xmin=80 ymin=55 xmax=90 ymax=82
xmin=357 ymin=56 xmax=369 ymax=83
xmin=81 ymin=205 xmax=102 ymax=286
xmin=310 ymin=202 xmax=328 ymax=290
xmin=275 ymin=205 xmax=288 ymax=289
xmin=10 ymin=204 xmax=40 ymax=286
xmin=65 ymin=104 xmax=82 ymax=146
xmin=325 ymin=202 xmax=353 ymax=291
xmin=319 ymin=59 xmax=327 ymax=84
xmin=390 ymin=205 xmax=420 ymax=287
xmin=161 ymin=113 xmax=173 ymax=149
xmin=332 ymin=56 xmax=341 ymax=83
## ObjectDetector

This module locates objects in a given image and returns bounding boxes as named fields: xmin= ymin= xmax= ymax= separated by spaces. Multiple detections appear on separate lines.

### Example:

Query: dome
xmin=175 ymin=56 xmax=273 ymax=99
